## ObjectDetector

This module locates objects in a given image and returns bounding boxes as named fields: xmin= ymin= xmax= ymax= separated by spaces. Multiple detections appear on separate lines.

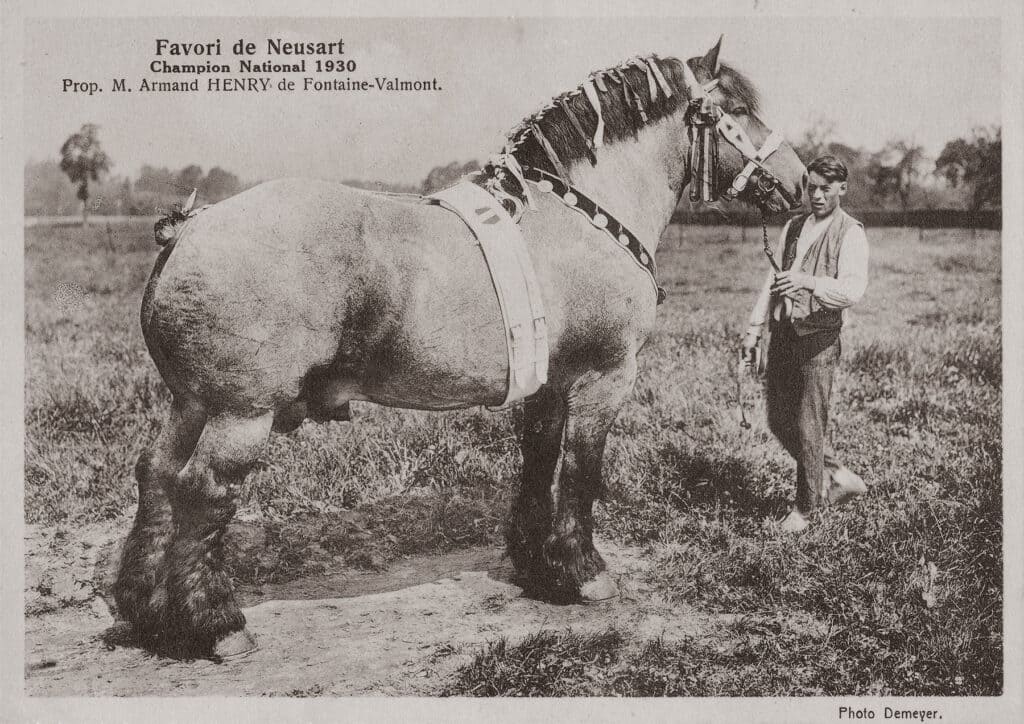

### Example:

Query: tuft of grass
xmin=941 ymin=329 xmax=1001 ymax=385
xmin=442 ymin=628 xmax=624 ymax=696
xmin=846 ymin=341 xmax=912 ymax=377
xmin=934 ymin=252 xmax=997 ymax=274
xmin=445 ymin=617 xmax=997 ymax=697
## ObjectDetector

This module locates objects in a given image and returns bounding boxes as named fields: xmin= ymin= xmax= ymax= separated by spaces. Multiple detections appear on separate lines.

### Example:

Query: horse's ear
xmin=702 ymin=35 xmax=723 ymax=75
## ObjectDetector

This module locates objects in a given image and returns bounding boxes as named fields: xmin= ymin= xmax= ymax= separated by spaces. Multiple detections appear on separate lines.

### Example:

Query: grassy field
xmin=24 ymin=219 xmax=1001 ymax=695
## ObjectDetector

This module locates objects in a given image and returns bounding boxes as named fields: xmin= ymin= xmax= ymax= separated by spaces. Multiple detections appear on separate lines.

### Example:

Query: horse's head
xmin=683 ymin=38 xmax=806 ymax=213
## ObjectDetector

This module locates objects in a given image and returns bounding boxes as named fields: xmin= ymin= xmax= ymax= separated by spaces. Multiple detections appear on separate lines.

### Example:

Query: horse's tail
xmin=153 ymin=188 xmax=208 ymax=247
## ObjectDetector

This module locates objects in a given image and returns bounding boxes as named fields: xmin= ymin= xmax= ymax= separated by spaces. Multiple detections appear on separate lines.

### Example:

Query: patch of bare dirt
xmin=24 ymin=518 xmax=822 ymax=696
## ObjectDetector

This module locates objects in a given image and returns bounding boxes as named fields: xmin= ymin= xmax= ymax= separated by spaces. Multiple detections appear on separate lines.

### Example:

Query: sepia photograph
xmin=3 ymin=1 xmax=1021 ymax=720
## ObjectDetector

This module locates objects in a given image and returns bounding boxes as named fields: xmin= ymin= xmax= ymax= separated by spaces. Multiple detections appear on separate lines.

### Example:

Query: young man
xmin=740 ymin=155 xmax=869 ymax=533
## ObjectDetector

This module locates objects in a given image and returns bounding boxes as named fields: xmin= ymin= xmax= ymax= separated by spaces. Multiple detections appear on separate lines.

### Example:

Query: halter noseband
xmin=681 ymin=62 xmax=795 ymax=209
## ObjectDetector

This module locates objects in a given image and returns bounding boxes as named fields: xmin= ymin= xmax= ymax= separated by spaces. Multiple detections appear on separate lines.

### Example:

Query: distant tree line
xmin=26 ymin=158 xmax=247 ymax=217
xmin=791 ymin=120 xmax=1000 ymax=216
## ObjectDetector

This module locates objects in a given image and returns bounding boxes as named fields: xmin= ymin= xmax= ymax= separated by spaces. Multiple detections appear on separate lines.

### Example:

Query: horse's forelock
xmin=714 ymin=62 xmax=762 ymax=115
xmin=684 ymin=55 xmax=762 ymax=115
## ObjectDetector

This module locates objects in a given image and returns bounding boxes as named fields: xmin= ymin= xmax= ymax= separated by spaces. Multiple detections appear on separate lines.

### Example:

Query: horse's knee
xmin=168 ymin=461 xmax=239 ymax=526
xmin=168 ymin=413 xmax=270 ymax=517
xmin=127 ymin=447 xmax=171 ymax=515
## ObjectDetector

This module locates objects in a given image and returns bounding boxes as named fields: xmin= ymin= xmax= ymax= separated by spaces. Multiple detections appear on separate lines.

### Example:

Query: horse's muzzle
xmin=746 ymin=168 xmax=801 ymax=212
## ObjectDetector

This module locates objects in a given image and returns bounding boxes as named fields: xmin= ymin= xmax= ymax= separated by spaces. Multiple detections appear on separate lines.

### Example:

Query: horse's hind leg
xmin=114 ymin=396 xmax=206 ymax=642
xmin=162 ymin=410 xmax=273 ymax=656
xmin=545 ymin=359 xmax=638 ymax=601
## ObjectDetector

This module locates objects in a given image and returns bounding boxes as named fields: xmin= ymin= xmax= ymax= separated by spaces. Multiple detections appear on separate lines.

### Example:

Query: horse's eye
xmin=731 ymin=106 xmax=748 ymax=116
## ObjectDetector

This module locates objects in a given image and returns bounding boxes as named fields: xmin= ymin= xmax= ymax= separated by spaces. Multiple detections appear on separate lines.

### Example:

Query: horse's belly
xmin=355 ymin=243 xmax=512 ymax=410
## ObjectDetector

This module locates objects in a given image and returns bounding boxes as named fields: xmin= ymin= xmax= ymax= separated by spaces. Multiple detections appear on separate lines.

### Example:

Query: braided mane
xmin=499 ymin=55 xmax=761 ymax=172
xmin=472 ymin=52 xmax=763 ymax=216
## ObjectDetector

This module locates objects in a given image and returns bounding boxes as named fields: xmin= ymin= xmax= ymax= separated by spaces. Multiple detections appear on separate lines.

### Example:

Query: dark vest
xmin=778 ymin=208 xmax=862 ymax=336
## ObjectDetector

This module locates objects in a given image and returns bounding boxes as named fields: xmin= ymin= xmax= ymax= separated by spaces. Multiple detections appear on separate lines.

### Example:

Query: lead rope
xmin=738 ymin=210 xmax=782 ymax=430
xmin=762 ymin=209 xmax=780 ymax=272
xmin=737 ymin=352 xmax=751 ymax=429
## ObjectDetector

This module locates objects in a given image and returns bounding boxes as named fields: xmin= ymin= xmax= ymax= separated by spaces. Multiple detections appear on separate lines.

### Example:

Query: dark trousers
xmin=766 ymin=323 xmax=842 ymax=514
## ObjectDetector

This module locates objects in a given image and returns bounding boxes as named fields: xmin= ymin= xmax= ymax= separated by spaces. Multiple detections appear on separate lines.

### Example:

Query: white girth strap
xmin=430 ymin=182 xmax=549 ymax=407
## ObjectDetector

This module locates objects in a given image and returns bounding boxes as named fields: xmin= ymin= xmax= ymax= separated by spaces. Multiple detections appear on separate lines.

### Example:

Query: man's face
xmin=807 ymin=171 xmax=847 ymax=218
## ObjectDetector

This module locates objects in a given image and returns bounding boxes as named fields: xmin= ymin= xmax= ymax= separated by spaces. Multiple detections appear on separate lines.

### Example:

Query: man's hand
xmin=771 ymin=270 xmax=816 ymax=297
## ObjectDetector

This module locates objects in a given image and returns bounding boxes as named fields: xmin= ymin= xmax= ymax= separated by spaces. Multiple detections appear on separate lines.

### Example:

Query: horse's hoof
xmin=579 ymin=572 xmax=619 ymax=603
xmin=213 ymin=628 xmax=258 ymax=659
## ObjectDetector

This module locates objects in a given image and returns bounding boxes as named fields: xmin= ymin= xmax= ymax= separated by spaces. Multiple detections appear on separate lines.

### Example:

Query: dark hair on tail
xmin=153 ymin=189 xmax=205 ymax=246
xmin=807 ymin=155 xmax=848 ymax=182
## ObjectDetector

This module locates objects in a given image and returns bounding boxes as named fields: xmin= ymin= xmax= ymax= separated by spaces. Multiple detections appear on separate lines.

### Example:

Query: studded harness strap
xmin=521 ymin=166 xmax=664 ymax=303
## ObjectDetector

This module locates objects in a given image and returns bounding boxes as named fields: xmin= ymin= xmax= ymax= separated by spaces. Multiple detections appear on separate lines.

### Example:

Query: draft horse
xmin=114 ymin=39 xmax=806 ymax=657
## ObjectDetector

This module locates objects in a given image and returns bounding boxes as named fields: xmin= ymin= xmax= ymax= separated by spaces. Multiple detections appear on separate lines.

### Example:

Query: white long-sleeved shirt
xmin=747 ymin=208 xmax=869 ymax=331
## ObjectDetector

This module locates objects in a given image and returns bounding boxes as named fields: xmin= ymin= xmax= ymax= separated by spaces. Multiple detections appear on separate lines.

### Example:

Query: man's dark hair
xmin=807 ymin=155 xmax=849 ymax=182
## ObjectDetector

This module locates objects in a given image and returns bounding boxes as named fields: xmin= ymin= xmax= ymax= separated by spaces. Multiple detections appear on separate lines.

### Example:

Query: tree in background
xmin=868 ymin=139 xmax=926 ymax=224
xmin=791 ymin=118 xmax=875 ymax=209
xmin=175 ymin=164 xmax=204 ymax=194
xmin=132 ymin=165 xmax=180 ymax=215
xmin=420 ymin=160 xmax=481 ymax=195
xmin=135 ymin=165 xmax=177 ymax=195
xmin=199 ymin=167 xmax=243 ymax=202
xmin=792 ymin=117 xmax=837 ymax=162
xmin=59 ymin=124 xmax=111 ymax=225
xmin=935 ymin=126 xmax=1001 ymax=211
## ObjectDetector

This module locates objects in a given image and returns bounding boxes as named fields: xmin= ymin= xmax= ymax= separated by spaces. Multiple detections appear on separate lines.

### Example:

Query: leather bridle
xmin=681 ymin=62 xmax=799 ymax=210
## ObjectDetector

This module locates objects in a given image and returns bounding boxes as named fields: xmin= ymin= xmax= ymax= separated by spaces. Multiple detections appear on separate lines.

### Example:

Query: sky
xmin=22 ymin=14 xmax=1002 ymax=186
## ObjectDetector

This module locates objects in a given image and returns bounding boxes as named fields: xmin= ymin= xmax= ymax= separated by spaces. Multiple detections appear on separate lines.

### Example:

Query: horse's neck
xmin=565 ymin=116 xmax=689 ymax=257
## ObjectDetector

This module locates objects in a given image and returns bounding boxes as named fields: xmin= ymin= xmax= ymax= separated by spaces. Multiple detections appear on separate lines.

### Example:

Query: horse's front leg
xmin=546 ymin=358 xmax=637 ymax=600
xmin=507 ymin=385 xmax=566 ymax=592
xmin=508 ymin=357 xmax=637 ymax=601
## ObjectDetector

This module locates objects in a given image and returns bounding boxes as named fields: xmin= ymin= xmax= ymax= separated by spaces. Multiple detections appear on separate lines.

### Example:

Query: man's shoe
xmin=826 ymin=466 xmax=867 ymax=506
xmin=778 ymin=509 xmax=810 ymax=533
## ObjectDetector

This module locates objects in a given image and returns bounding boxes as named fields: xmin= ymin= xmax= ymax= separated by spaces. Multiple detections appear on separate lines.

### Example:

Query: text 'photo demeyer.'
xmin=114 ymin=38 xmax=806 ymax=658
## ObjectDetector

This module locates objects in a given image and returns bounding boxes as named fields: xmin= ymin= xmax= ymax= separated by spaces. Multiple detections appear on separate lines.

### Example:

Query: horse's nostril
xmin=801 ymin=171 xmax=809 ymax=189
